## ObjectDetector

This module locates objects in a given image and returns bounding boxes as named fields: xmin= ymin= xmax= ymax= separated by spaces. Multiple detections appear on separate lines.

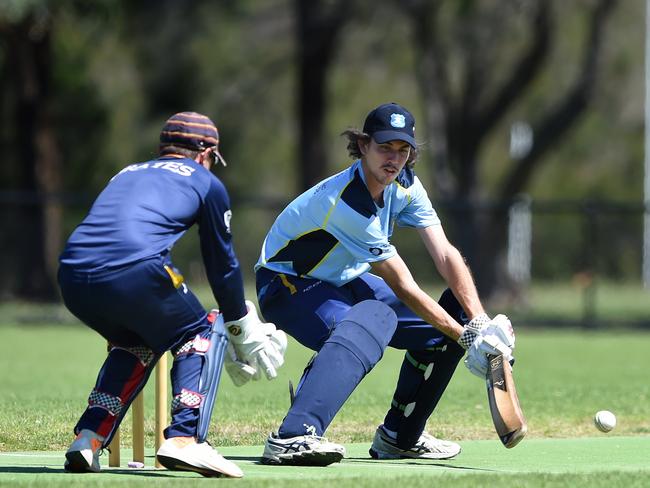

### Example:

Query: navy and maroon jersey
xmin=60 ymin=156 xmax=245 ymax=320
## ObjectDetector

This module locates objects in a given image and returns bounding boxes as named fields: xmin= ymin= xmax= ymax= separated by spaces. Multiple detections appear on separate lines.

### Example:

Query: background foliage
xmin=0 ymin=0 xmax=646 ymax=314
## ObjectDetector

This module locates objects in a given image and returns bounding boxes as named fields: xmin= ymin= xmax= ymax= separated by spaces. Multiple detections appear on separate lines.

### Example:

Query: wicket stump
xmin=106 ymin=344 xmax=169 ymax=468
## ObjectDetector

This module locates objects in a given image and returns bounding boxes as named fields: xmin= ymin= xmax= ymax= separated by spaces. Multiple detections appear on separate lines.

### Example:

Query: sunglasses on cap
xmin=209 ymin=146 xmax=227 ymax=167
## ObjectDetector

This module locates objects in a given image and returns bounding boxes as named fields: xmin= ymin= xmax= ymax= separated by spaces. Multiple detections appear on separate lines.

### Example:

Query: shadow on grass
xmin=344 ymin=457 xmax=498 ymax=472
xmin=227 ymin=455 xmax=264 ymax=463
xmin=0 ymin=466 xmax=187 ymax=478
xmin=0 ymin=466 xmax=210 ymax=478
xmin=0 ymin=467 xmax=62 ymax=474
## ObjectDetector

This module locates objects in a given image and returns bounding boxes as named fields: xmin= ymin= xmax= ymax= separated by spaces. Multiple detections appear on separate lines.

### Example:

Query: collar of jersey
xmin=353 ymin=160 xmax=386 ymax=209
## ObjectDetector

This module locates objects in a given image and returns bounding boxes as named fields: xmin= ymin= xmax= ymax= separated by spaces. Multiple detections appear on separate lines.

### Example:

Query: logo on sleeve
xmin=369 ymin=243 xmax=392 ymax=256
xmin=223 ymin=210 xmax=232 ymax=234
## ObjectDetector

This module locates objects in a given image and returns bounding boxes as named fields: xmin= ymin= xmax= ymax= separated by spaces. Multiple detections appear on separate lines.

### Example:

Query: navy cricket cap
xmin=160 ymin=111 xmax=227 ymax=165
xmin=363 ymin=102 xmax=416 ymax=149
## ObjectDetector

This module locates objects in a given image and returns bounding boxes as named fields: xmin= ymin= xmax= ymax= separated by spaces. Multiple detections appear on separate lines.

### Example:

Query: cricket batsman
xmin=254 ymin=102 xmax=515 ymax=465
xmin=58 ymin=112 xmax=286 ymax=477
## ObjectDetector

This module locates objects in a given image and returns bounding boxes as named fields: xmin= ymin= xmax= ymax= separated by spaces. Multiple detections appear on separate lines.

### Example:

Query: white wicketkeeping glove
xmin=224 ymin=343 xmax=257 ymax=387
xmin=464 ymin=314 xmax=515 ymax=378
xmin=207 ymin=308 xmax=258 ymax=386
xmin=223 ymin=300 xmax=287 ymax=383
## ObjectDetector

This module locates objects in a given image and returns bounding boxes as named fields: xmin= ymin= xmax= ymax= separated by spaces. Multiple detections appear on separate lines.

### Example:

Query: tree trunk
xmin=295 ymin=0 xmax=347 ymax=190
xmin=405 ymin=0 xmax=615 ymax=302
xmin=2 ymin=12 xmax=61 ymax=300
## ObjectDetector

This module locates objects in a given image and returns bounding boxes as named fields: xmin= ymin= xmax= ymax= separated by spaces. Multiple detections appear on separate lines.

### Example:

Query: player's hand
xmin=223 ymin=300 xmax=287 ymax=381
xmin=246 ymin=322 xmax=288 ymax=381
xmin=224 ymin=343 xmax=257 ymax=386
xmin=483 ymin=314 xmax=515 ymax=350
xmin=464 ymin=324 xmax=514 ymax=378
xmin=224 ymin=332 xmax=287 ymax=386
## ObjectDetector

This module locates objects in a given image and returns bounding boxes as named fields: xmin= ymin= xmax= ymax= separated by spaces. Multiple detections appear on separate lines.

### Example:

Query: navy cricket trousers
xmin=256 ymin=267 xmax=458 ymax=352
xmin=256 ymin=267 xmax=466 ymax=439
xmin=58 ymin=254 xmax=211 ymax=442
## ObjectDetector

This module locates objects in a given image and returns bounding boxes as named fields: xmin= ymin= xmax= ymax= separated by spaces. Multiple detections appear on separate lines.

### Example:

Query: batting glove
xmin=464 ymin=318 xmax=514 ymax=378
xmin=483 ymin=314 xmax=515 ymax=350
xmin=457 ymin=312 xmax=491 ymax=350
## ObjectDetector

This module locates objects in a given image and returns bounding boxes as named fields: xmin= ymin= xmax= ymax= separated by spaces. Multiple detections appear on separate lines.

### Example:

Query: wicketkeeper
xmin=255 ymin=102 xmax=515 ymax=466
xmin=58 ymin=112 xmax=286 ymax=477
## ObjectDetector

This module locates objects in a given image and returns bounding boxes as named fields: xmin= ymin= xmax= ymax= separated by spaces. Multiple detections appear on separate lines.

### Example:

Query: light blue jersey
xmin=256 ymin=160 xmax=440 ymax=286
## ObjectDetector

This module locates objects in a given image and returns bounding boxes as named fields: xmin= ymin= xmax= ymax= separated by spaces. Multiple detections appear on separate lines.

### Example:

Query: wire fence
xmin=501 ymin=198 xmax=648 ymax=328
xmin=1 ymin=192 xmax=648 ymax=328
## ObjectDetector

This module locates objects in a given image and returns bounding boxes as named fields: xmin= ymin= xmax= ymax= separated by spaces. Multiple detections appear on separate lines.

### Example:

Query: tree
xmin=402 ymin=0 xmax=617 ymax=299
xmin=295 ymin=0 xmax=350 ymax=189
xmin=0 ymin=4 xmax=61 ymax=300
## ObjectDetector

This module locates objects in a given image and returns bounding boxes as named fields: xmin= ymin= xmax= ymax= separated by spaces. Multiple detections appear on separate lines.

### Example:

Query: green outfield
xmin=1 ymin=304 xmax=649 ymax=486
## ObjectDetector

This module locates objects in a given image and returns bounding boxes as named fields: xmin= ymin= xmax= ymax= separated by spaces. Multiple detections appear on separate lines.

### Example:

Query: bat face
xmin=487 ymin=354 xmax=527 ymax=448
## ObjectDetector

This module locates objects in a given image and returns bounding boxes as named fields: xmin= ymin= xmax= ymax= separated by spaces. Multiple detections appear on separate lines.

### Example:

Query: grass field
xmin=1 ymin=296 xmax=649 ymax=486
xmin=503 ymin=281 xmax=650 ymax=326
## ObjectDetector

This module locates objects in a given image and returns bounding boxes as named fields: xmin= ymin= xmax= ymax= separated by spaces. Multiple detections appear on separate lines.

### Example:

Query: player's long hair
xmin=341 ymin=129 xmax=418 ymax=169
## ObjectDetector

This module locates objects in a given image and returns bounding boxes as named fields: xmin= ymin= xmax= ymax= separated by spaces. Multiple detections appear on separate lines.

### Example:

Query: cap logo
xmin=390 ymin=113 xmax=406 ymax=128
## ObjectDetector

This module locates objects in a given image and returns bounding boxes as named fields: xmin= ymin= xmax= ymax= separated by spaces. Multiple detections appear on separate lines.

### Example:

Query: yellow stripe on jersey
xmin=266 ymin=226 xmax=322 ymax=264
xmin=164 ymin=265 xmax=185 ymax=289
xmin=278 ymin=273 xmax=297 ymax=295
xmin=322 ymin=179 xmax=353 ymax=228
xmin=394 ymin=180 xmax=412 ymax=204
xmin=306 ymin=242 xmax=341 ymax=275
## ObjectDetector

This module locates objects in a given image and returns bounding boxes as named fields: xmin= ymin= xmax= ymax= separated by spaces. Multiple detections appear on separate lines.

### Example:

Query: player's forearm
xmin=371 ymin=254 xmax=465 ymax=339
xmin=394 ymin=282 xmax=464 ymax=340
xmin=207 ymin=266 xmax=247 ymax=322
xmin=202 ymin=244 xmax=247 ymax=321
xmin=436 ymin=247 xmax=485 ymax=320
xmin=418 ymin=226 xmax=485 ymax=319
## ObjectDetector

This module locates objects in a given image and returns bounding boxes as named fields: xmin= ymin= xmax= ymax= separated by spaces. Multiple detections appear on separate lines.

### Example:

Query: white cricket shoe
xmin=156 ymin=437 xmax=243 ymax=478
xmin=262 ymin=432 xmax=345 ymax=466
xmin=369 ymin=425 xmax=461 ymax=460
xmin=64 ymin=429 xmax=104 ymax=473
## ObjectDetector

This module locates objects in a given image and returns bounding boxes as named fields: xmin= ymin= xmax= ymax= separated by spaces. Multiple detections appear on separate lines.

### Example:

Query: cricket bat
xmin=486 ymin=354 xmax=527 ymax=448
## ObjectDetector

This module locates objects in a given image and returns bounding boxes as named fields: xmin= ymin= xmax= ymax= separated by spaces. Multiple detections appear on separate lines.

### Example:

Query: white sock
xmin=80 ymin=429 xmax=105 ymax=442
